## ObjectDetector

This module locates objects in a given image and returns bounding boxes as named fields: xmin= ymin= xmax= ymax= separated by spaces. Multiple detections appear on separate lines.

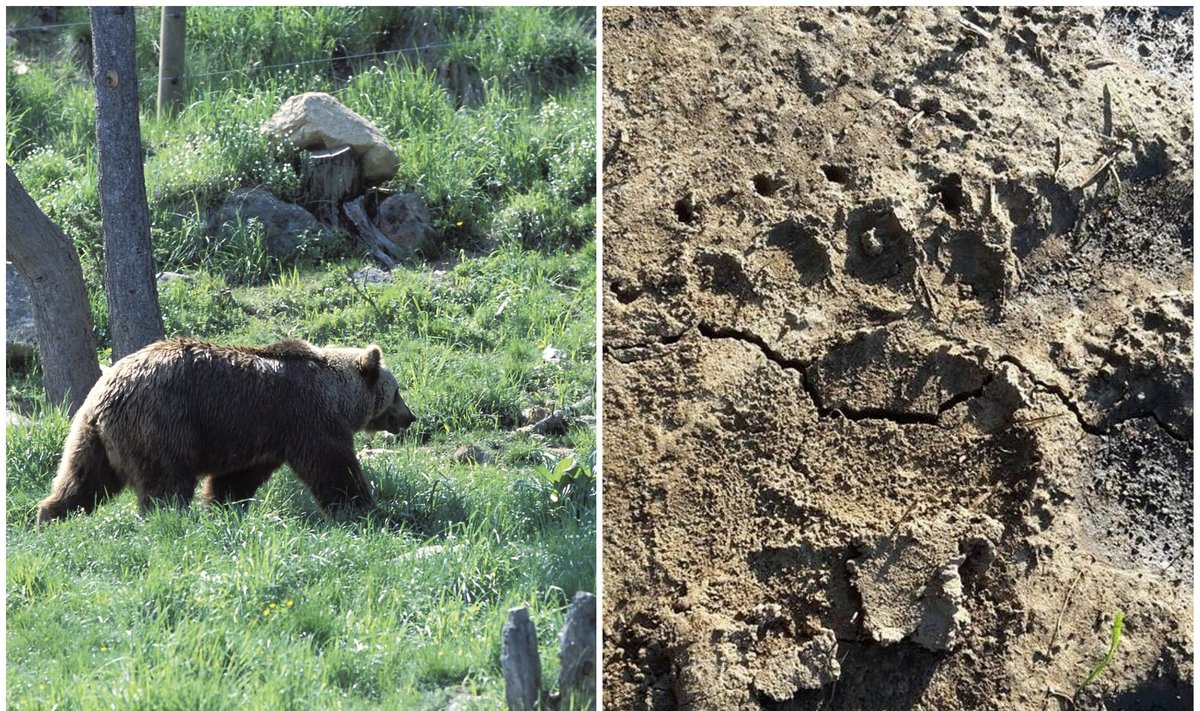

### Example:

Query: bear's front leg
xmin=288 ymin=444 xmax=374 ymax=519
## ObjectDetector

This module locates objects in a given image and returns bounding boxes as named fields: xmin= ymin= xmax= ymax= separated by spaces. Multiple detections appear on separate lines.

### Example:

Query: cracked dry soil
xmin=601 ymin=7 xmax=1192 ymax=710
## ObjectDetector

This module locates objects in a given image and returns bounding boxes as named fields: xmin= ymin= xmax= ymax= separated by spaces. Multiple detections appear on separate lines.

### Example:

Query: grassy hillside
xmin=6 ymin=7 xmax=596 ymax=709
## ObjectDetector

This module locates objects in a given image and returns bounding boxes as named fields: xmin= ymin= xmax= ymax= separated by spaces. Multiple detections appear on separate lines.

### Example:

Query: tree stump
xmin=557 ymin=592 xmax=597 ymax=709
xmin=300 ymin=145 xmax=361 ymax=226
xmin=502 ymin=606 xmax=542 ymax=711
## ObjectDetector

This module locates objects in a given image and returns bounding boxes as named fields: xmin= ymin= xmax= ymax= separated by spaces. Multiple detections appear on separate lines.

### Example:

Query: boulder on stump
xmin=262 ymin=92 xmax=399 ymax=184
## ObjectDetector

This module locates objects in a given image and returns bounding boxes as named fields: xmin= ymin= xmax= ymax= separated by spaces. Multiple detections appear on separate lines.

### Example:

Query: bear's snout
xmin=392 ymin=408 xmax=416 ymax=433
xmin=383 ymin=411 xmax=415 ymax=434
xmin=370 ymin=402 xmax=416 ymax=434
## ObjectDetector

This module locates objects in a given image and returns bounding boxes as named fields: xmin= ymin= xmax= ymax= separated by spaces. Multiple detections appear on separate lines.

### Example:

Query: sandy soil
xmin=601 ymin=7 xmax=1192 ymax=709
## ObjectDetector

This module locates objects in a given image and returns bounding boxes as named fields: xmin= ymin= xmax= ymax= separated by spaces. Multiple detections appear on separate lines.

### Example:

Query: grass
xmin=8 ymin=6 xmax=596 ymax=276
xmin=6 ymin=246 xmax=597 ymax=710
xmin=1077 ymin=611 xmax=1126 ymax=698
xmin=7 ymin=7 xmax=595 ymax=709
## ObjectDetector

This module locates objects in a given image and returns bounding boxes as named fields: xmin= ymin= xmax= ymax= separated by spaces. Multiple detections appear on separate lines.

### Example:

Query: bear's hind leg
xmin=288 ymin=445 xmax=374 ymax=518
xmin=201 ymin=461 xmax=280 ymax=507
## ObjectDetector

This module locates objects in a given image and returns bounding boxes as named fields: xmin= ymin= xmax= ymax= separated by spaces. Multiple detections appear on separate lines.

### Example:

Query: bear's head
xmin=357 ymin=345 xmax=416 ymax=434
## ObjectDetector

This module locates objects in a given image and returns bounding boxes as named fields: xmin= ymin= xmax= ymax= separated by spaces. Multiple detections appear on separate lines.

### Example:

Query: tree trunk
xmin=90 ymin=6 xmax=164 ymax=361
xmin=6 ymin=167 xmax=103 ymax=414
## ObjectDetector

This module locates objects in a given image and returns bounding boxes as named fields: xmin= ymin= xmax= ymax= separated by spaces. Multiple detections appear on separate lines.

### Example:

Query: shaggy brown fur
xmin=36 ymin=338 xmax=415 ymax=524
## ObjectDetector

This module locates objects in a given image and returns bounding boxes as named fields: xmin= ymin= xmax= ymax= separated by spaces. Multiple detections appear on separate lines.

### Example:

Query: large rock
xmin=262 ymin=92 xmax=399 ymax=184
xmin=6 ymin=262 xmax=37 ymax=365
xmin=210 ymin=187 xmax=326 ymax=257
xmin=376 ymin=192 xmax=433 ymax=254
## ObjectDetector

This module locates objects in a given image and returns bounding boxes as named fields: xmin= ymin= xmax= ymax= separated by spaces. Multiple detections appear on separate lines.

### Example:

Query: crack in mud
xmin=695 ymin=322 xmax=991 ymax=427
xmin=610 ymin=324 xmax=1189 ymax=442
xmin=696 ymin=322 xmax=810 ymax=371
xmin=997 ymin=355 xmax=1190 ymax=444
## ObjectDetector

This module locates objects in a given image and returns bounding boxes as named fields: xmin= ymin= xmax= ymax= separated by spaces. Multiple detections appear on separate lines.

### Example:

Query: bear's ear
xmin=357 ymin=345 xmax=382 ymax=382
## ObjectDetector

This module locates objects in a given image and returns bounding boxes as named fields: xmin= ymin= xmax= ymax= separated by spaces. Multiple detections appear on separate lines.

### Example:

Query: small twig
xmin=916 ymin=272 xmax=939 ymax=318
xmin=906 ymin=110 xmax=925 ymax=130
xmin=1044 ymin=569 xmax=1086 ymax=663
xmin=1085 ymin=58 xmax=1117 ymax=70
xmin=1079 ymin=156 xmax=1114 ymax=190
xmin=1041 ymin=686 xmax=1076 ymax=710
xmin=1052 ymin=135 xmax=1062 ymax=180
xmin=983 ymin=181 xmax=997 ymax=219
xmin=957 ymin=17 xmax=993 ymax=41
xmin=822 ymin=646 xmax=853 ymax=710
xmin=1162 ymin=543 xmax=1191 ymax=573
xmin=881 ymin=10 xmax=908 ymax=47
xmin=970 ymin=481 xmax=1004 ymax=509
xmin=345 ymin=267 xmax=387 ymax=321
xmin=1012 ymin=412 xmax=1068 ymax=426
xmin=887 ymin=498 xmax=920 ymax=538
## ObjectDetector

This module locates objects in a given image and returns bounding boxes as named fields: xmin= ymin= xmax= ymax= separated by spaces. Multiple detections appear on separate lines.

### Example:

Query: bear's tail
xmin=36 ymin=418 xmax=123 ymax=526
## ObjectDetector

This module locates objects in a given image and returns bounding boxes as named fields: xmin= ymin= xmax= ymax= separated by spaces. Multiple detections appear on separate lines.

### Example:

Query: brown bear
xmin=36 ymin=337 xmax=415 ymax=524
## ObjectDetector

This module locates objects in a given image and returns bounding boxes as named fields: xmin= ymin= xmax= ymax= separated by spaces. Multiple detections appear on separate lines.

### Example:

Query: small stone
xmin=861 ymin=227 xmax=885 ymax=257
xmin=453 ymin=444 xmax=493 ymax=465
xmin=156 ymin=271 xmax=192 ymax=284
xmin=351 ymin=266 xmax=394 ymax=285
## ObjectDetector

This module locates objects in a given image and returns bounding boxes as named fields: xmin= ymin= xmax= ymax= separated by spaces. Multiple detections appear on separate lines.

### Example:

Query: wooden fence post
xmin=502 ymin=606 xmax=542 ymax=711
xmin=501 ymin=594 xmax=598 ymax=710
xmin=557 ymin=592 xmax=597 ymax=709
xmin=157 ymin=7 xmax=185 ymax=119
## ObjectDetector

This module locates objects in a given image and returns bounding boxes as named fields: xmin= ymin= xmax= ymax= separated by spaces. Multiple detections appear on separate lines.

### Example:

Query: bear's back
xmin=86 ymin=338 xmax=337 ymax=471
xmin=90 ymin=338 xmax=327 ymax=423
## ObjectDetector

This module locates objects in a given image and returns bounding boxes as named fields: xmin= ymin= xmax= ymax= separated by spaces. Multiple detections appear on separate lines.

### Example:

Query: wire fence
xmin=6 ymin=20 xmax=91 ymax=32
xmin=138 ymin=41 xmax=467 ymax=85
xmin=7 ymin=17 xmax=474 ymax=86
